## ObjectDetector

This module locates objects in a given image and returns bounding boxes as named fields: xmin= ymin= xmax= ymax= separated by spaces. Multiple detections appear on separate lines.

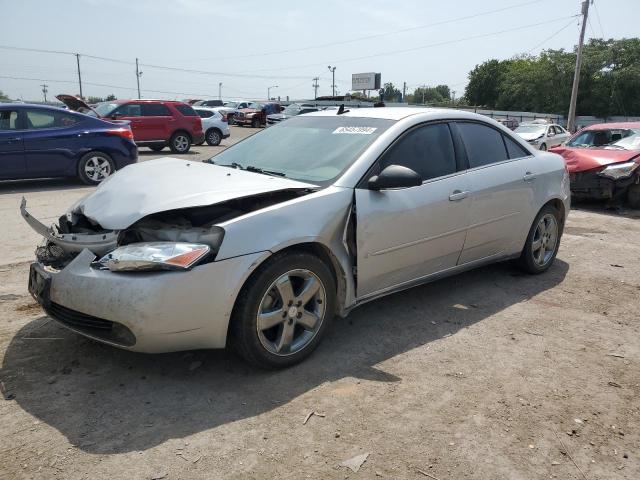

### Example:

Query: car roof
xmin=582 ymin=122 xmax=640 ymax=130
xmin=105 ymin=99 xmax=187 ymax=104
xmin=0 ymin=102 xmax=66 ymax=110
xmin=192 ymin=106 xmax=221 ymax=112
xmin=304 ymin=107 xmax=480 ymax=121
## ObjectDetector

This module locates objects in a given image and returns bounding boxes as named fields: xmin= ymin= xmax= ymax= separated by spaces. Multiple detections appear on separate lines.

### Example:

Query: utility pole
xmin=327 ymin=66 xmax=336 ymax=97
xmin=312 ymin=77 xmax=319 ymax=99
xmin=218 ymin=82 xmax=222 ymax=100
xmin=40 ymin=83 xmax=48 ymax=103
xmin=75 ymin=53 xmax=83 ymax=99
xmin=421 ymin=84 xmax=427 ymax=105
xmin=402 ymin=82 xmax=406 ymax=103
xmin=135 ymin=58 xmax=143 ymax=99
xmin=267 ymin=85 xmax=278 ymax=100
xmin=567 ymin=0 xmax=590 ymax=133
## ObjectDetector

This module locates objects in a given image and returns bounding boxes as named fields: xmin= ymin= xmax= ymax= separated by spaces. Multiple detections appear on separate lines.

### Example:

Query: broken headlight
xmin=598 ymin=161 xmax=639 ymax=180
xmin=97 ymin=242 xmax=210 ymax=272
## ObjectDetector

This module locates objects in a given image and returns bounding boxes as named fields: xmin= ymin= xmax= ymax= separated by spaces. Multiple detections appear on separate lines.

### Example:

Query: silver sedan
xmin=23 ymin=108 xmax=570 ymax=368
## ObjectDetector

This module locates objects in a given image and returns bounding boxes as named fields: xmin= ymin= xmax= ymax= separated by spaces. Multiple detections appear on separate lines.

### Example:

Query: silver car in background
xmin=514 ymin=122 xmax=571 ymax=151
xmin=22 ymin=108 xmax=570 ymax=368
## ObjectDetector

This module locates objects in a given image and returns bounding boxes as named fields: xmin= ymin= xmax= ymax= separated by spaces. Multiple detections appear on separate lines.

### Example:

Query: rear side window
xmin=141 ymin=103 xmax=171 ymax=116
xmin=503 ymin=134 xmax=530 ymax=159
xmin=25 ymin=110 xmax=79 ymax=129
xmin=113 ymin=104 xmax=142 ymax=117
xmin=175 ymin=104 xmax=198 ymax=117
xmin=195 ymin=109 xmax=213 ymax=118
xmin=0 ymin=110 xmax=19 ymax=130
xmin=380 ymin=123 xmax=457 ymax=181
xmin=457 ymin=122 xmax=508 ymax=168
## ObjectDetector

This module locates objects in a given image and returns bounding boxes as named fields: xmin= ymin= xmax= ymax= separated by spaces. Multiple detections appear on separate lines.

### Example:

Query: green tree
xmin=464 ymin=59 xmax=510 ymax=107
xmin=379 ymin=82 xmax=402 ymax=102
xmin=105 ymin=94 xmax=117 ymax=101
xmin=0 ymin=90 xmax=9 ymax=101
xmin=410 ymin=85 xmax=451 ymax=104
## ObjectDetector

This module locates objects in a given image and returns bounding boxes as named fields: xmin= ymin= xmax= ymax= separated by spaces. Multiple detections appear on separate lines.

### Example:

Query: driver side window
xmin=379 ymin=123 xmax=457 ymax=181
xmin=113 ymin=104 xmax=141 ymax=117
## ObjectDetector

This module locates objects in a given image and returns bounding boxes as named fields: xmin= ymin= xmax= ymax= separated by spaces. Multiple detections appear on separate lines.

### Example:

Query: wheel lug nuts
xmin=288 ymin=301 xmax=293 ymax=306
xmin=288 ymin=318 xmax=293 ymax=325
xmin=297 ymin=312 xmax=302 ymax=318
xmin=282 ymin=312 xmax=287 ymax=318
xmin=317 ymin=299 xmax=322 ymax=304
xmin=297 ymin=301 xmax=302 ymax=307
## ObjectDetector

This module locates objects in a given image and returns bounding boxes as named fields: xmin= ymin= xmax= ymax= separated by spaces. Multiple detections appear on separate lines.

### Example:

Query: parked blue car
xmin=0 ymin=103 xmax=137 ymax=184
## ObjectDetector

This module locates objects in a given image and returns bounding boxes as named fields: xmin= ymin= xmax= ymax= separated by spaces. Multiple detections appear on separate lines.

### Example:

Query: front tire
xmin=169 ymin=132 xmax=191 ymax=154
xmin=229 ymin=251 xmax=336 ymax=369
xmin=205 ymin=128 xmax=222 ymax=146
xmin=517 ymin=204 xmax=562 ymax=274
xmin=78 ymin=151 xmax=115 ymax=185
xmin=251 ymin=117 xmax=260 ymax=128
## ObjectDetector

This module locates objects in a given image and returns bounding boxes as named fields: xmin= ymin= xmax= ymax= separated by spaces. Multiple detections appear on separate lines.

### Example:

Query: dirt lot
xmin=1 ymin=128 xmax=639 ymax=479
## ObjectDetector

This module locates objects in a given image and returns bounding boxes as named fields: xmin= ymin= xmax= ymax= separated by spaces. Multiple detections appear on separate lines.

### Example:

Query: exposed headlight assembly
xmin=97 ymin=242 xmax=211 ymax=272
xmin=598 ymin=161 xmax=639 ymax=180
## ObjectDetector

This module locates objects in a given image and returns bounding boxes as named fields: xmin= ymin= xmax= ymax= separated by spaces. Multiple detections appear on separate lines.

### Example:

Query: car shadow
xmin=0 ymin=178 xmax=93 ymax=195
xmin=571 ymin=199 xmax=640 ymax=219
xmin=0 ymin=260 xmax=568 ymax=454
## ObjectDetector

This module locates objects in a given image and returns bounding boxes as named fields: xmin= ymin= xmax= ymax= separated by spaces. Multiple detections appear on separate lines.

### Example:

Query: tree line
xmin=463 ymin=38 xmax=640 ymax=117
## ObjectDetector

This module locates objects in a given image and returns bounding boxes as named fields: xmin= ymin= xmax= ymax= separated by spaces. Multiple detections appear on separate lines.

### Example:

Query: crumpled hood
xmin=549 ymin=146 xmax=640 ymax=173
xmin=73 ymin=157 xmax=316 ymax=230
xmin=515 ymin=131 xmax=544 ymax=141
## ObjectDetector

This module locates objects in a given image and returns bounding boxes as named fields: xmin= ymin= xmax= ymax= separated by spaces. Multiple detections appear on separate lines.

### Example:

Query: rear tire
xmin=517 ymin=204 xmax=562 ymax=274
xmin=78 ymin=151 xmax=115 ymax=185
xmin=205 ymin=128 xmax=222 ymax=146
xmin=627 ymin=183 xmax=640 ymax=209
xmin=169 ymin=132 xmax=191 ymax=154
xmin=229 ymin=251 xmax=336 ymax=369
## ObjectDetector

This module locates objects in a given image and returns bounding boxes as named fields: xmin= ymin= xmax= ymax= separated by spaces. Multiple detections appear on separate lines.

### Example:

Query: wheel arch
xmin=171 ymin=129 xmax=192 ymax=142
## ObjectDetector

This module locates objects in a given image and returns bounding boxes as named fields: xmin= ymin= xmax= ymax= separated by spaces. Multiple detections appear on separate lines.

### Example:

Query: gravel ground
xmin=0 ymin=128 xmax=639 ymax=479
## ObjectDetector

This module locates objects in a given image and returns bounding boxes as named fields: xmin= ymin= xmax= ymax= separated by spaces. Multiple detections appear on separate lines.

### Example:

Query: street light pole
xmin=567 ymin=0 xmax=590 ymax=133
xmin=75 ymin=53 xmax=83 ymax=99
xmin=327 ymin=66 xmax=336 ymax=97
xmin=135 ymin=58 xmax=143 ymax=99
xmin=267 ymin=85 xmax=278 ymax=100
xmin=219 ymin=82 xmax=222 ymax=101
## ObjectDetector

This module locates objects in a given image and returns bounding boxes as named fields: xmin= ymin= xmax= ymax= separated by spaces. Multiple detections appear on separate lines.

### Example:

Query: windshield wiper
xmin=245 ymin=165 xmax=286 ymax=177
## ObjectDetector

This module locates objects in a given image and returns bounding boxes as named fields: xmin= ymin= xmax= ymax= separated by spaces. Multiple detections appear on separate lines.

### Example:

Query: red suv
xmin=58 ymin=95 xmax=204 ymax=153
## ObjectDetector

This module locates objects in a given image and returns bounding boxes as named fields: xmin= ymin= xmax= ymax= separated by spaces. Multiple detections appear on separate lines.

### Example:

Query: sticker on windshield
xmin=332 ymin=126 xmax=378 ymax=135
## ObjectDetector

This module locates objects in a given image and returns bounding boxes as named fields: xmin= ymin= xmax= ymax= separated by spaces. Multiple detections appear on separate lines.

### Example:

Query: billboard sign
xmin=352 ymin=72 xmax=381 ymax=91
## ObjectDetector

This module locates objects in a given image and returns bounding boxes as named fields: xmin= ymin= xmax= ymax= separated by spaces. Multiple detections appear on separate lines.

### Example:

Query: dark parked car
xmin=267 ymin=103 xmax=319 ymax=125
xmin=58 ymin=95 xmax=204 ymax=154
xmin=0 ymin=103 xmax=137 ymax=184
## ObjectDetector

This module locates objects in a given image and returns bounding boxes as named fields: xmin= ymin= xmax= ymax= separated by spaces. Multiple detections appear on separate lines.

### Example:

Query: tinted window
xmin=0 ymin=110 xmax=19 ymax=130
xmin=25 ymin=110 xmax=79 ymax=129
xmin=175 ymin=104 xmax=197 ymax=116
xmin=503 ymin=134 xmax=530 ymax=159
xmin=141 ymin=103 xmax=171 ymax=116
xmin=457 ymin=122 xmax=508 ymax=168
xmin=113 ymin=104 xmax=141 ymax=117
xmin=195 ymin=109 xmax=213 ymax=118
xmin=380 ymin=123 xmax=456 ymax=181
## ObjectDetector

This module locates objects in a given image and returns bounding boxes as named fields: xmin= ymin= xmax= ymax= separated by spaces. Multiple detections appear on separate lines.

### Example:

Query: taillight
xmin=221 ymin=113 xmax=228 ymax=123
xmin=106 ymin=128 xmax=134 ymax=140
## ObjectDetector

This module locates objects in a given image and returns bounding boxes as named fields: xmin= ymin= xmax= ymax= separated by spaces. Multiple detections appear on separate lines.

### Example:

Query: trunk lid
xmin=56 ymin=94 xmax=101 ymax=117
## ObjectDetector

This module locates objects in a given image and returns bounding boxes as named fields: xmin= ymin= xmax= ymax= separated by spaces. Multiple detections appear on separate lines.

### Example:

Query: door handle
xmin=449 ymin=190 xmax=469 ymax=201
xmin=5 ymin=137 xmax=21 ymax=142
xmin=523 ymin=172 xmax=537 ymax=182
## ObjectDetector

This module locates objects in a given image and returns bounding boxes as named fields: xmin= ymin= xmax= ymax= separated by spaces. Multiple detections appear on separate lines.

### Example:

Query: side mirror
xmin=368 ymin=165 xmax=422 ymax=191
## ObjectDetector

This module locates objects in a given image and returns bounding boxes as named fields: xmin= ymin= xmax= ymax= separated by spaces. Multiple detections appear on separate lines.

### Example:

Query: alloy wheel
xmin=208 ymin=130 xmax=220 ymax=145
xmin=174 ymin=135 xmax=189 ymax=152
xmin=84 ymin=156 xmax=112 ymax=182
xmin=532 ymin=213 xmax=558 ymax=266
xmin=256 ymin=269 xmax=326 ymax=356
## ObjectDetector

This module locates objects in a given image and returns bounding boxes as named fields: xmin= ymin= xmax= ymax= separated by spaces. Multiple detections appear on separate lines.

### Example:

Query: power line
xmin=243 ymin=15 xmax=580 ymax=74
xmin=526 ymin=17 xmax=579 ymax=54
xmin=592 ymin=0 xmax=606 ymax=38
xmin=161 ymin=0 xmax=546 ymax=63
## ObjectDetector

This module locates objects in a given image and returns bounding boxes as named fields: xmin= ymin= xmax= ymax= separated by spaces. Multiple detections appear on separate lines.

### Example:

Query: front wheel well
xmin=171 ymin=130 xmax=192 ymax=142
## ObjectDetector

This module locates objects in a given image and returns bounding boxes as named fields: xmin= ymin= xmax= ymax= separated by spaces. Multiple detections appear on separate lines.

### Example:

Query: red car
xmin=58 ymin=95 xmax=204 ymax=154
xmin=550 ymin=122 xmax=640 ymax=208
xmin=233 ymin=102 xmax=282 ymax=128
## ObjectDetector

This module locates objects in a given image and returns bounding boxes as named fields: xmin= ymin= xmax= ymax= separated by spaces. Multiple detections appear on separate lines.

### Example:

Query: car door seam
xmin=368 ymin=224 xmax=468 ymax=257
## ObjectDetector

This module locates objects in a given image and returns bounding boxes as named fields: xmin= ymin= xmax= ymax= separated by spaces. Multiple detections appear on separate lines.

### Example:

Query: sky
xmin=1 ymin=0 xmax=639 ymax=102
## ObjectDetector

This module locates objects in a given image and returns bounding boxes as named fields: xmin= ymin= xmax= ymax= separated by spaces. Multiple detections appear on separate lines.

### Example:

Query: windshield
xmin=248 ymin=102 xmax=264 ymax=110
xmin=282 ymin=105 xmax=301 ymax=115
xmin=567 ymin=128 xmax=639 ymax=148
xmin=210 ymin=116 xmax=394 ymax=185
xmin=605 ymin=131 xmax=640 ymax=151
xmin=515 ymin=125 xmax=545 ymax=135
xmin=223 ymin=102 xmax=238 ymax=108
xmin=94 ymin=102 xmax=119 ymax=117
